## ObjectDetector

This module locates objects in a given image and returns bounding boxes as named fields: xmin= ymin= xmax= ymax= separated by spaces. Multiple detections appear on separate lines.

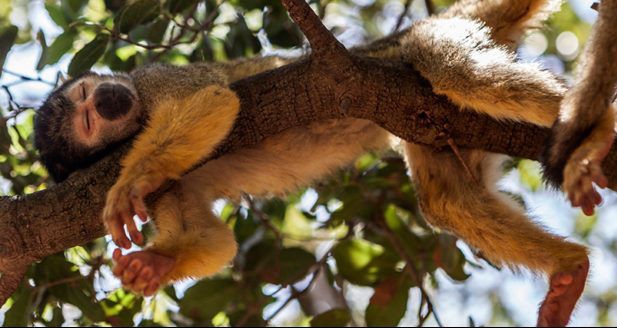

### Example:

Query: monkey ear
xmin=57 ymin=72 xmax=70 ymax=85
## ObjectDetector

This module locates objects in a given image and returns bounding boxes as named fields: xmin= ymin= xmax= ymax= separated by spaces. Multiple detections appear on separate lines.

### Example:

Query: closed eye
xmin=80 ymin=82 xmax=87 ymax=101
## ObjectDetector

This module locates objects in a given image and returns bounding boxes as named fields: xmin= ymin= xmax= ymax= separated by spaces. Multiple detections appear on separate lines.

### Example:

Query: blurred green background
xmin=0 ymin=0 xmax=610 ymax=326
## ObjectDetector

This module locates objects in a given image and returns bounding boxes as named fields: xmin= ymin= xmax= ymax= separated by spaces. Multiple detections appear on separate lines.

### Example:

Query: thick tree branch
xmin=0 ymin=0 xmax=615 ymax=304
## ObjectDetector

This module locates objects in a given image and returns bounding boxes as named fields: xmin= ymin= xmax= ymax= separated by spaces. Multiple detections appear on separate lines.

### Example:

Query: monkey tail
xmin=441 ymin=0 xmax=563 ymax=47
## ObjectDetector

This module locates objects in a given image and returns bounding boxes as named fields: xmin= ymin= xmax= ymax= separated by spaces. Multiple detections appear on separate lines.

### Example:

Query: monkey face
xmin=66 ymin=75 xmax=142 ymax=148
xmin=35 ymin=72 xmax=146 ymax=181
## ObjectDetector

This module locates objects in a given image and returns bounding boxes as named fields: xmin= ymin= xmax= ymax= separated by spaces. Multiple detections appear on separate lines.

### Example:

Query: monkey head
xmin=34 ymin=72 xmax=145 ymax=182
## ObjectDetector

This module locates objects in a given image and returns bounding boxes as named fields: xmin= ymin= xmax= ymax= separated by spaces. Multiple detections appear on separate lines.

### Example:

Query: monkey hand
xmin=563 ymin=122 xmax=615 ymax=216
xmin=102 ymin=172 xmax=165 ymax=249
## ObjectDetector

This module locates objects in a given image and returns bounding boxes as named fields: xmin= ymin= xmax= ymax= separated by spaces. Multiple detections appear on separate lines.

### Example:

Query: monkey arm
xmin=102 ymin=85 xmax=240 ymax=249
xmin=543 ymin=1 xmax=617 ymax=214
xmin=111 ymin=183 xmax=237 ymax=295
xmin=562 ymin=106 xmax=616 ymax=215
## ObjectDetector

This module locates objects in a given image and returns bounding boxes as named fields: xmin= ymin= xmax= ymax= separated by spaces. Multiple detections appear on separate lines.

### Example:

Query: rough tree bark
xmin=0 ymin=0 xmax=615 ymax=305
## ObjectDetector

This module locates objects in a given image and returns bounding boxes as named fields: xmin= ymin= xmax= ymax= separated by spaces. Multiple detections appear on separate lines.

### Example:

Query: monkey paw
xmin=537 ymin=259 xmax=589 ymax=327
xmin=563 ymin=134 xmax=613 ymax=216
xmin=112 ymin=249 xmax=175 ymax=297
xmin=103 ymin=176 xmax=161 ymax=249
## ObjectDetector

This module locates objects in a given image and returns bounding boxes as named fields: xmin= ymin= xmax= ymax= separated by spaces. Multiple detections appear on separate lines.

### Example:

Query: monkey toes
xmin=112 ymin=249 xmax=175 ymax=296
xmin=537 ymin=259 xmax=589 ymax=327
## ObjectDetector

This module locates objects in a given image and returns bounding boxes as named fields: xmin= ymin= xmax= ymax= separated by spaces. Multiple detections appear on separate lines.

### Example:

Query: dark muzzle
xmin=94 ymin=82 xmax=134 ymax=120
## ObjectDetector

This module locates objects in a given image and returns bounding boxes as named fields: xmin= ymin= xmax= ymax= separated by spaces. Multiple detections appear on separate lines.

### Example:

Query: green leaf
xmin=179 ymin=278 xmax=237 ymax=322
xmin=263 ymin=7 xmax=302 ymax=48
xmin=100 ymin=289 xmax=142 ymax=326
xmin=224 ymin=15 xmax=261 ymax=59
xmin=275 ymin=247 xmax=316 ymax=285
xmin=245 ymin=242 xmax=316 ymax=285
xmin=435 ymin=235 xmax=469 ymax=281
xmin=35 ymin=31 xmax=47 ymax=71
xmin=45 ymin=305 xmax=65 ymax=327
xmin=167 ymin=0 xmax=200 ymax=13
xmin=311 ymin=308 xmax=351 ymax=327
xmin=62 ymin=0 xmax=88 ymax=16
xmin=0 ymin=25 xmax=18 ymax=79
xmin=104 ymin=0 xmax=126 ymax=12
xmin=233 ymin=210 xmax=260 ymax=244
xmin=328 ymin=186 xmax=375 ymax=227
xmin=114 ymin=0 xmax=161 ymax=34
xmin=384 ymin=204 xmax=422 ymax=251
xmin=145 ymin=19 xmax=169 ymax=44
xmin=332 ymin=238 xmax=398 ymax=286
xmin=365 ymin=276 xmax=411 ymax=327
xmin=68 ymin=33 xmax=110 ymax=76
xmin=37 ymin=31 xmax=76 ymax=69
xmin=51 ymin=285 xmax=106 ymax=322
xmin=3 ymin=283 xmax=33 ymax=326
xmin=45 ymin=4 xmax=69 ymax=29
xmin=36 ymin=254 xmax=106 ymax=322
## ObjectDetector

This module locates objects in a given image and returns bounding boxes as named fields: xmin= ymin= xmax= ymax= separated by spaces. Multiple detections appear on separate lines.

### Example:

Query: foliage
xmin=0 ymin=0 xmax=603 ymax=327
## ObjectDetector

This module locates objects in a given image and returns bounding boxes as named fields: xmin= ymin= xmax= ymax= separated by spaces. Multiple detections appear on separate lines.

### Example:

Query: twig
xmin=392 ymin=0 xmax=413 ymax=32
xmin=242 ymin=194 xmax=283 ymax=241
xmin=76 ymin=13 xmax=215 ymax=53
xmin=1 ymin=86 xmax=32 ymax=114
xmin=0 ymin=69 xmax=55 ymax=86
xmin=264 ymin=247 xmax=334 ymax=323
xmin=264 ymin=264 xmax=322 ymax=322
xmin=376 ymin=219 xmax=443 ymax=327
xmin=447 ymin=138 xmax=479 ymax=184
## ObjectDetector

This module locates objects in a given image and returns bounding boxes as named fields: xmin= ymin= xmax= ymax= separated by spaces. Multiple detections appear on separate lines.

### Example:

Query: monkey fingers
xmin=127 ymin=176 xmax=163 ymax=223
xmin=564 ymin=159 xmax=603 ymax=216
xmin=562 ymin=122 xmax=614 ymax=216
xmin=112 ymin=249 xmax=175 ymax=297
xmin=103 ymin=183 xmax=145 ymax=248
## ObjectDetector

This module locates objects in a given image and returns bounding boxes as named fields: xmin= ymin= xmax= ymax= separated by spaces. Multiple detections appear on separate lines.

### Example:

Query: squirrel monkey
xmin=543 ymin=0 xmax=617 ymax=216
xmin=34 ymin=0 xmax=586 ymax=325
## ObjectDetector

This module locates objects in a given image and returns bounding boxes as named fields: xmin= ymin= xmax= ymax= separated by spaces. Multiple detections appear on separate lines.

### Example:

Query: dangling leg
xmin=405 ymin=143 xmax=589 ymax=327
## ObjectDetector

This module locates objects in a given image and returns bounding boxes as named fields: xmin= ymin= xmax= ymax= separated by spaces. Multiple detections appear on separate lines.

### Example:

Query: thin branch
xmin=375 ymin=218 xmax=443 ymax=327
xmin=75 ymin=14 xmax=216 ymax=52
xmin=242 ymin=195 xmax=283 ymax=242
xmin=264 ymin=257 xmax=330 ymax=322
xmin=0 ymin=69 xmax=55 ymax=86
xmin=393 ymin=0 xmax=413 ymax=32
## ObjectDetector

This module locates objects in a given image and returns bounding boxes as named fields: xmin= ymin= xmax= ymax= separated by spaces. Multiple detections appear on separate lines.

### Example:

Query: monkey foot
xmin=112 ymin=249 xmax=175 ymax=296
xmin=537 ymin=259 xmax=589 ymax=327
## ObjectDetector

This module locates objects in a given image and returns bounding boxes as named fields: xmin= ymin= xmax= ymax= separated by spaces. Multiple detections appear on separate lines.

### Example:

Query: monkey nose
xmin=94 ymin=82 xmax=134 ymax=120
